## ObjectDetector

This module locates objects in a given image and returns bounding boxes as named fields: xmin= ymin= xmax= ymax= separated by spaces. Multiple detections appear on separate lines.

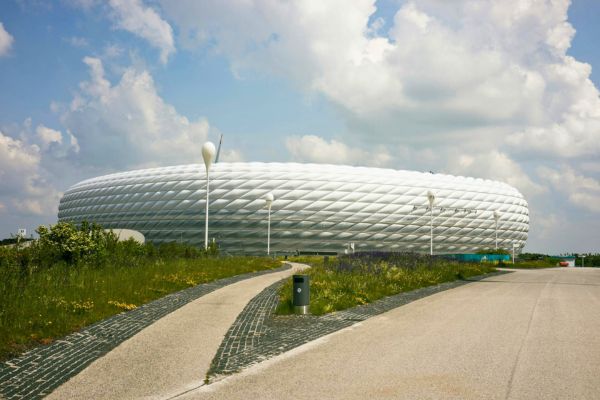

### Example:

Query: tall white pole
xmin=205 ymin=172 xmax=209 ymax=250
xmin=430 ymin=206 xmax=433 ymax=256
xmin=202 ymin=142 xmax=216 ymax=251
xmin=495 ymin=220 xmax=498 ymax=250
xmin=267 ymin=202 xmax=271 ymax=255
xmin=427 ymin=191 xmax=435 ymax=256
xmin=264 ymin=192 xmax=274 ymax=255
xmin=494 ymin=211 xmax=500 ymax=250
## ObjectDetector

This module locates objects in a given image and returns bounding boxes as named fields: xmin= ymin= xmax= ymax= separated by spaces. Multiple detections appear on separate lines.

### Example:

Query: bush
xmin=0 ymin=221 xmax=220 ymax=272
xmin=35 ymin=221 xmax=119 ymax=266
xmin=576 ymin=254 xmax=600 ymax=267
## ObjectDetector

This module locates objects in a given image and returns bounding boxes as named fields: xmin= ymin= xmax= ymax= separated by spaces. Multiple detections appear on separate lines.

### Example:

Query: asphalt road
xmin=186 ymin=267 xmax=600 ymax=400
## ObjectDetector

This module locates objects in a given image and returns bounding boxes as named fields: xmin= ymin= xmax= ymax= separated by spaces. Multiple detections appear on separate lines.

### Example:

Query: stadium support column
xmin=202 ymin=142 xmax=216 ymax=250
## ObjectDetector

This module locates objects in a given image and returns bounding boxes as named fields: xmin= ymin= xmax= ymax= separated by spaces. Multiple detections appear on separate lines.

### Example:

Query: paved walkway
xmin=183 ymin=267 xmax=600 ymax=400
xmin=207 ymin=271 xmax=505 ymax=379
xmin=44 ymin=262 xmax=307 ymax=400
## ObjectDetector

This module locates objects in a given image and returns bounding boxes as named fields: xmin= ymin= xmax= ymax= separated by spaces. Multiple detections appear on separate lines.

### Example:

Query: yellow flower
xmin=108 ymin=300 xmax=137 ymax=311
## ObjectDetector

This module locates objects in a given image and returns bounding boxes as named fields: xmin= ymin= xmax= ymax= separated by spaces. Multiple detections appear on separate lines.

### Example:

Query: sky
xmin=0 ymin=0 xmax=599 ymax=254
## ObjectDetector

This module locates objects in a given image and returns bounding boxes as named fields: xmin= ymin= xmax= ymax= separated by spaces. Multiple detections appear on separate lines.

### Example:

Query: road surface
xmin=187 ymin=267 xmax=600 ymax=400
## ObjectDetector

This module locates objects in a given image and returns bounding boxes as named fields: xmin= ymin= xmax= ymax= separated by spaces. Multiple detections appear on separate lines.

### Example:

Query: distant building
xmin=58 ymin=162 xmax=529 ymax=255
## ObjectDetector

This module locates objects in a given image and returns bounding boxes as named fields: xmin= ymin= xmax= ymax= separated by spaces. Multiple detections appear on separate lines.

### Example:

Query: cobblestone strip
xmin=0 ymin=265 xmax=290 ymax=400
xmin=208 ymin=271 xmax=509 ymax=379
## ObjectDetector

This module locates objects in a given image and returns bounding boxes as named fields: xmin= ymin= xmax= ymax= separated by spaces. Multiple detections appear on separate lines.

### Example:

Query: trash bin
xmin=292 ymin=274 xmax=310 ymax=314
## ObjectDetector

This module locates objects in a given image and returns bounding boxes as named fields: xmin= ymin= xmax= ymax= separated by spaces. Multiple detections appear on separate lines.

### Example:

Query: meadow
xmin=277 ymin=252 xmax=496 ymax=315
xmin=0 ymin=222 xmax=279 ymax=360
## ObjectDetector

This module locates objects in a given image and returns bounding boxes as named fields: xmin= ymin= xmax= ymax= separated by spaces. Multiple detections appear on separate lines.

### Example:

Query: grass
xmin=276 ymin=253 xmax=496 ymax=316
xmin=0 ymin=256 xmax=280 ymax=361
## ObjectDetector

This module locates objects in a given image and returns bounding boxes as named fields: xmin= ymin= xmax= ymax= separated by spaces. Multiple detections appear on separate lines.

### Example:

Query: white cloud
xmin=65 ymin=36 xmax=89 ymax=48
xmin=218 ymin=149 xmax=244 ymax=162
xmin=35 ymin=124 xmax=80 ymax=156
xmin=59 ymin=57 xmax=209 ymax=168
xmin=103 ymin=43 xmax=124 ymax=58
xmin=109 ymin=0 xmax=175 ymax=64
xmin=285 ymin=135 xmax=391 ymax=167
xmin=0 ymin=130 xmax=61 ymax=216
xmin=36 ymin=125 xmax=62 ymax=148
xmin=161 ymin=0 xmax=600 ymax=157
xmin=534 ymin=212 xmax=563 ymax=240
xmin=538 ymin=166 xmax=600 ymax=212
xmin=447 ymin=150 xmax=544 ymax=198
xmin=0 ymin=22 xmax=14 ymax=57
xmin=580 ymin=161 xmax=600 ymax=173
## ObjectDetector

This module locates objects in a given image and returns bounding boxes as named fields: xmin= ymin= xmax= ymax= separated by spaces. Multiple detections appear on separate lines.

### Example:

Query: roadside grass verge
xmin=276 ymin=253 xmax=495 ymax=316
xmin=0 ymin=256 xmax=280 ymax=361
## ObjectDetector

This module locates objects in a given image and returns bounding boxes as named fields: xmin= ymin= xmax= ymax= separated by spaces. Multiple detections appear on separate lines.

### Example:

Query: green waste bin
xmin=293 ymin=274 xmax=310 ymax=314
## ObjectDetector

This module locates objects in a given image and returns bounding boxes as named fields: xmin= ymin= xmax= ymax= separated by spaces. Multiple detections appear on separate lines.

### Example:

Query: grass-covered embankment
xmin=277 ymin=252 xmax=495 ymax=315
xmin=0 ymin=222 xmax=280 ymax=361
xmin=511 ymin=253 xmax=561 ymax=269
xmin=511 ymin=253 xmax=600 ymax=268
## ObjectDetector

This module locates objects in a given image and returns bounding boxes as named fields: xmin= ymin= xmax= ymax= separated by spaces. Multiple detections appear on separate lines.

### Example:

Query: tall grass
xmin=277 ymin=252 xmax=496 ymax=315
xmin=0 ymin=222 xmax=279 ymax=360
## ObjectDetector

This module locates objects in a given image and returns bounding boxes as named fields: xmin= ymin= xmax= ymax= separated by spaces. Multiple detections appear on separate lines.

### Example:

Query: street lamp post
xmin=512 ymin=242 xmax=518 ymax=264
xmin=493 ymin=211 xmax=500 ymax=250
xmin=264 ymin=192 xmax=274 ymax=255
xmin=202 ymin=142 xmax=216 ymax=250
xmin=427 ymin=191 xmax=435 ymax=256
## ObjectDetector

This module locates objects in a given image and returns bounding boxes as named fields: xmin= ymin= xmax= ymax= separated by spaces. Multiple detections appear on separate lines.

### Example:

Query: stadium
xmin=57 ymin=162 xmax=529 ymax=255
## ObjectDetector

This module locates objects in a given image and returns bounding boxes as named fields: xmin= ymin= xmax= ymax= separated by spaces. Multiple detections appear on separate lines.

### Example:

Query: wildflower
xmin=70 ymin=300 xmax=94 ymax=314
xmin=108 ymin=300 xmax=137 ymax=311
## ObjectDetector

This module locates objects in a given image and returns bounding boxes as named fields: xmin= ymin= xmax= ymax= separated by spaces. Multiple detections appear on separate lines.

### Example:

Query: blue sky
xmin=0 ymin=0 xmax=599 ymax=253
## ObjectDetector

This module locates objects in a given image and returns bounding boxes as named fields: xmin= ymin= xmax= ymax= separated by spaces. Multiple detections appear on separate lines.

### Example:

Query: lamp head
xmin=493 ymin=211 xmax=500 ymax=220
xmin=202 ymin=141 xmax=216 ymax=172
xmin=264 ymin=192 xmax=274 ymax=206
xmin=427 ymin=191 xmax=435 ymax=206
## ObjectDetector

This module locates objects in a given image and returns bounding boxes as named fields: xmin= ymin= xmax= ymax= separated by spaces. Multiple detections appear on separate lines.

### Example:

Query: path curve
xmin=47 ymin=262 xmax=309 ymax=400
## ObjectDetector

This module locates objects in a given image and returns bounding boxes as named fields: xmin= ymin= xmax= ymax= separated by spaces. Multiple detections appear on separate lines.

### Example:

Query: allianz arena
xmin=57 ymin=163 xmax=529 ymax=255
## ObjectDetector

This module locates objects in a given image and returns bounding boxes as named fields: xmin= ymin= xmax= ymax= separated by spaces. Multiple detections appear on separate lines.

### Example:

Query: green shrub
xmin=31 ymin=221 xmax=119 ymax=267
xmin=0 ymin=221 xmax=221 ymax=272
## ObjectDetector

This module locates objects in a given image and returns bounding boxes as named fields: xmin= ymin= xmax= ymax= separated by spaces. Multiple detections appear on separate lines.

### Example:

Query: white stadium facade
xmin=57 ymin=162 xmax=529 ymax=255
